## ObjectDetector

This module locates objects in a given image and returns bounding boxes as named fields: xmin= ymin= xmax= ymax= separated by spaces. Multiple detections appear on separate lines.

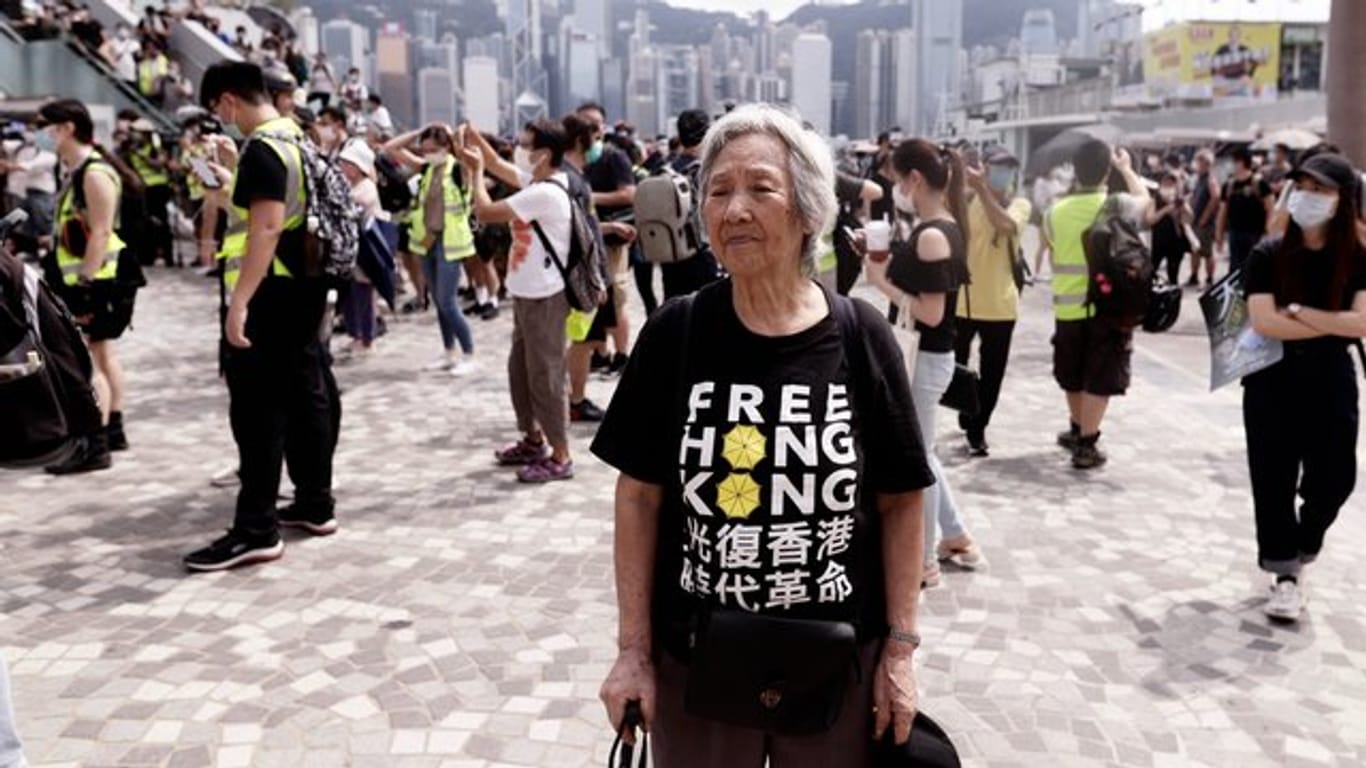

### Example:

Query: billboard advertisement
xmin=1144 ymin=22 xmax=1281 ymax=102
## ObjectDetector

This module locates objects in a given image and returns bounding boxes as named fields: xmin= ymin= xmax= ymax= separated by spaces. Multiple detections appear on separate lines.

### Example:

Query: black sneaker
xmin=479 ymin=303 xmax=500 ymax=321
xmin=183 ymin=529 xmax=284 ymax=572
xmin=607 ymin=353 xmax=629 ymax=375
xmin=401 ymin=297 xmax=428 ymax=315
xmin=966 ymin=431 xmax=989 ymax=458
xmin=45 ymin=433 xmax=111 ymax=475
xmin=106 ymin=413 xmax=129 ymax=452
xmin=1072 ymin=435 xmax=1108 ymax=470
xmin=571 ymin=398 xmax=606 ymax=422
xmin=277 ymin=504 xmax=339 ymax=536
xmin=463 ymin=301 xmax=482 ymax=316
xmin=590 ymin=352 xmax=612 ymax=373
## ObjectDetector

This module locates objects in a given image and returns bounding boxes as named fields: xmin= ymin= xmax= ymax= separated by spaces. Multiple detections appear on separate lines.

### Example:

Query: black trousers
xmin=630 ymin=244 xmax=659 ymax=316
xmin=954 ymin=319 xmax=1016 ymax=437
xmin=143 ymin=184 xmax=174 ymax=266
xmin=1243 ymin=346 xmax=1358 ymax=575
xmin=1151 ymin=243 xmax=1186 ymax=285
xmin=224 ymin=281 xmax=338 ymax=536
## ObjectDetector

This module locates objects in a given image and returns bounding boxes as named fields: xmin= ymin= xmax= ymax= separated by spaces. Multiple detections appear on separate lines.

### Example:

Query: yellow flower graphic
xmin=722 ymin=424 xmax=767 ymax=471
xmin=716 ymin=473 xmax=763 ymax=520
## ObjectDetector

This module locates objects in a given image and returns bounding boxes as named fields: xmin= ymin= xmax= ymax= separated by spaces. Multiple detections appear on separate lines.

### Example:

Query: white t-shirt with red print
xmin=504 ymin=170 xmax=570 ymax=300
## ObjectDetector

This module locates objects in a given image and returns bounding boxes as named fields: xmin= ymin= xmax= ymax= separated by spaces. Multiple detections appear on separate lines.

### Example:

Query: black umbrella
xmin=357 ymin=220 xmax=397 ymax=310
xmin=1027 ymin=123 xmax=1125 ymax=178
xmin=247 ymin=4 xmax=296 ymax=40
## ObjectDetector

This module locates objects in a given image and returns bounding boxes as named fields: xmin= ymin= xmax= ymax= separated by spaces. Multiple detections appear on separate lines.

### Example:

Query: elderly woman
xmin=592 ymin=104 xmax=932 ymax=766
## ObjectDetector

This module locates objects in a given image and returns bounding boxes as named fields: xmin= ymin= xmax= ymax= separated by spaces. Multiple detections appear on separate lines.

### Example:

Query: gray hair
xmin=698 ymin=104 xmax=837 ymax=277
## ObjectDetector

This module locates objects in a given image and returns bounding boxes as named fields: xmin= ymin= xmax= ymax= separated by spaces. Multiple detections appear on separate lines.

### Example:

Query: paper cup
xmin=864 ymin=220 xmax=891 ymax=263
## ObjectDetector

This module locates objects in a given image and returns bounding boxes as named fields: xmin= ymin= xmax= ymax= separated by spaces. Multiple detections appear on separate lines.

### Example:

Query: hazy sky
xmin=666 ymin=0 xmax=1331 ymax=32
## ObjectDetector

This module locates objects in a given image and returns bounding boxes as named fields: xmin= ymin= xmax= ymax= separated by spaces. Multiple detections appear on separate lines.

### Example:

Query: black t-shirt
xmin=591 ymin=280 xmax=932 ymax=658
xmin=1223 ymin=175 xmax=1271 ymax=236
xmin=1149 ymin=189 xmax=1187 ymax=256
xmin=1245 ymin=237 xmax=1366 ymax=349
xmin=867 ymin=169 xmax=896 ymax=225
xmin=886 ymin=220 xmax=966 ymax=353
xmin=231 ymin=137 xmax=321 ymax=345
xmin=586 ymin=145 xmax=636 ymax=246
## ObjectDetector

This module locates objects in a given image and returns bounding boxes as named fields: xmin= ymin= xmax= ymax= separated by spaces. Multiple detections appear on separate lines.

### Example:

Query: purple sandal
xmin=496 ymin=439 xmax=551 ymax=466
xmin=517 ymin=458 xmax=575 ymax=484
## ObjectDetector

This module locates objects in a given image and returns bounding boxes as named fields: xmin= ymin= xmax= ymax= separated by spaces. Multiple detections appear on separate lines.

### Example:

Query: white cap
xmin=338 ymin=139 xmax=375 ymax=179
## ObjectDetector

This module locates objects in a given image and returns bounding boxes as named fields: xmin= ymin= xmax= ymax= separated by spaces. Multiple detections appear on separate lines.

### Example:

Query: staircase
xmin=0 ymin=20 xmax=177 ymax=132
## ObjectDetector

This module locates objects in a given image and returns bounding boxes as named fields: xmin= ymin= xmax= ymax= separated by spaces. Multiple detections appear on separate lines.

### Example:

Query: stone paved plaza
xmin=3 ymin=259 xmax=1366 ymax=768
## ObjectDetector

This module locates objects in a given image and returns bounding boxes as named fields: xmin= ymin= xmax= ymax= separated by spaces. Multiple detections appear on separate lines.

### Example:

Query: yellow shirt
xmin=957 ymin=194 xmax=1032 ymax=322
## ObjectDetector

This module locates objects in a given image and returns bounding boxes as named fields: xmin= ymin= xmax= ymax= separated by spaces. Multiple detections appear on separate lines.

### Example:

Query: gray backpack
xmin=636 ymin=162 xmax=703 ymax=263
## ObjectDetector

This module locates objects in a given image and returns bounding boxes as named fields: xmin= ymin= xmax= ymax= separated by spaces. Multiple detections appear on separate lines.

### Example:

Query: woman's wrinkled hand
xmin=599 ymin=647 xmax=656 ymax=744
xmin=872 ymin=644 xmax=918 ymax=745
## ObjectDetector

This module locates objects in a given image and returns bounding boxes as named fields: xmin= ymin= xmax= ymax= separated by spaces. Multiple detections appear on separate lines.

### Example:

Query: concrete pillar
xmin=1326 ymin=0 xmax=1366 ymax=166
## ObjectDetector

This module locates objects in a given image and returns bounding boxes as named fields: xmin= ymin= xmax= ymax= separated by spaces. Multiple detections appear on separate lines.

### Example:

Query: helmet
xmin=1142 ymin=280 xmax=1183 ymax=333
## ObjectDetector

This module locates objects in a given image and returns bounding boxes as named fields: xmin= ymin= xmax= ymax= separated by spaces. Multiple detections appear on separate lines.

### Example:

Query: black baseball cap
xmin=1289 ymin=153 xmax=1357 ymax=193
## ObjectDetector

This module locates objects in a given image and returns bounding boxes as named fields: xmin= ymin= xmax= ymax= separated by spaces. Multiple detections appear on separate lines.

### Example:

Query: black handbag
xmin=684 ymin=609 xmax=859 ymax=735
xmin=938 ymin=364 xmax=980 ymax=415
xmin=874 ymin=711 xmax=962 ymax=768
xmin=608 ymin=700 xmax=648 ymax=768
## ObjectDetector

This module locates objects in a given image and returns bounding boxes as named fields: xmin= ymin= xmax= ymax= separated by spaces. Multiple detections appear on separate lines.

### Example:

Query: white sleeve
xmin=506 ymin=183 xmax=552 ymax=226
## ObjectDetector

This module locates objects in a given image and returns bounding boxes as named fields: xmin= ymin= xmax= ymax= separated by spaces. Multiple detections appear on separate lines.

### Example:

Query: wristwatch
xmin=1287 ymin=303 xmax=1303 ymax=317
xmin=888 ymin=628 xmax=921 ymax=648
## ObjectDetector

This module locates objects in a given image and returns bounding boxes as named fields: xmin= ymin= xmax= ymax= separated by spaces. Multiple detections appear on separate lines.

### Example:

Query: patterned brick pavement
xmin=3 ymin=263 xmax=1365 ymax=767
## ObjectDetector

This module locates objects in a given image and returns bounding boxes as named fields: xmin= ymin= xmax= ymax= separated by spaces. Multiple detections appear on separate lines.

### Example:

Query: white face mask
xmin=424 ymin=151 xmax=448 ymax=167
xmin=514 ymin=146 xmax=537 ymax=175
xmin=892 ymin=184 xmax=916 ymax=215
xmin=316 ymin=125 xmax=338 ymax=144
xmin=1159 ymin=188 xmax=1176 ymax=202
xmin=1287 ymin=189 xmax=1338 ymax=230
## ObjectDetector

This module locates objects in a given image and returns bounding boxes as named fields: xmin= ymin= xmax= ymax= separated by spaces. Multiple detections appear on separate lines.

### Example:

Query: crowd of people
xmin=10 ymin=42 xmax=1366 ymax=762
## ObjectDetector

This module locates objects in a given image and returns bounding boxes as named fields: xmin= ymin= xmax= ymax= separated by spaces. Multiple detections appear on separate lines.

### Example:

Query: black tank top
xmin=887 ymin=219 xmax=967 ymax=353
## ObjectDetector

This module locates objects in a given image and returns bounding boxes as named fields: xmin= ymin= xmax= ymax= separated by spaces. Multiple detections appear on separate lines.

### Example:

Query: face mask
xmin=892 ymin=184 xmax=916 ymax=215
xmin=988 ymin=166 xmax=1014 ymax=193
xmin=1287 ymin=190 xmax=1338 ymax=230
xmin=586 ymin=140 xmax=604 ymax=165
xmin=34 ymin=130 xmax=57 ymax=153
xmin=424 ymin=151 xmax=448 ymax=167
xmin=514 ymin=146 xmax=537 ymax=175
xmin=316 ymin=125 xmax=337 ymax=144
xmin=1159 ymin=188 xmax=1176 ymax=202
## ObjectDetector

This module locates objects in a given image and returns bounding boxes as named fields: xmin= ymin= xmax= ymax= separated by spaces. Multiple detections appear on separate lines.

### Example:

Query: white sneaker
xmin=423 ymin=356 xmax=455 ymax=372
xmin=449 ymin=359 xmax=478 ymax=377
xmin=210 ymin=466 xmax=240 ymax=488
xmin=1264 ymin=578 xmax=1305 ymax=621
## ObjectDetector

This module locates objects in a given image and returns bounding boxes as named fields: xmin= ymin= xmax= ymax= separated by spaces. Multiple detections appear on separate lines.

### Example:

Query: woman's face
xmin=702 ymin=132 xmax=805 ymax=281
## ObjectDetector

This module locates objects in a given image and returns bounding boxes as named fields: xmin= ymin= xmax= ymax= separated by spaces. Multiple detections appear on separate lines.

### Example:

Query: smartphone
xmin=189 ymin=156 xmax=222 ymax=190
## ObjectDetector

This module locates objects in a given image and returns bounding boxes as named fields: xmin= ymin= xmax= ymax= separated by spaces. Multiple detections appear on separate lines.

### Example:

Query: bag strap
xmin=608 ymin=700 xmax=648 ymax=768
xmin=529 ymin=178 xmax=573 ymax=276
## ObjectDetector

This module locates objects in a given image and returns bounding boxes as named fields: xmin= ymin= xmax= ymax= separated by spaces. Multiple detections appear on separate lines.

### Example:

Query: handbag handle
xmin=608 ymin=700 xmax=648 ymax=768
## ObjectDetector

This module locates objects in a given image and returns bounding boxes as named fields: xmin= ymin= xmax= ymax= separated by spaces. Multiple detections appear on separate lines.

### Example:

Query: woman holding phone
xmin=1244 ymin=153 xmax=1366 ymax=621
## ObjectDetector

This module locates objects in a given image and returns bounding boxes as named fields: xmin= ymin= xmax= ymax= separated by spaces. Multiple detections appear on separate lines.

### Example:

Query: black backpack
xmin=1082 ymin=195 xmax=1153 ymax=328
xmin=69 ymin=156 xmax=148 ymax=288
xmin=0 ymin=249 xmax=102 ymax=467
xmin=530 ymin=177 xmax=609 ymax=312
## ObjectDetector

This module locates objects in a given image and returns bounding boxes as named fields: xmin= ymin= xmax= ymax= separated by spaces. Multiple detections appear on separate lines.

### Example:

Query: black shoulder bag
xmin=680 ymin=287 xmax=864 ymax=736
xmin=935 ymin=221 xmax=980 ymax=416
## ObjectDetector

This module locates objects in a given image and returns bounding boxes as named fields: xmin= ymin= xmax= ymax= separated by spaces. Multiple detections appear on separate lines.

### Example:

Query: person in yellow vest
xmin=124 ymin=119 xmax=173 ymax=267
xmin=381 ymin=123 xmax=482 ymax=374
xmin=37 ymin=99 xmax=142 ymax=475
xmin=136 ymin=40 xmax=170 ymax=107
xmin=1043 ymin=139 xmax=1149 ymax=470
xmin=185 ymin=61 xmax=339 ymax=571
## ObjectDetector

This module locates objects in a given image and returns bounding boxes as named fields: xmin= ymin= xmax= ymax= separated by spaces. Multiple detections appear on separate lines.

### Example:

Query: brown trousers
xmin=651 ymin=643 xmax=881 ymax=767
xmin=508 ymin=291 xmax=570 ymax=448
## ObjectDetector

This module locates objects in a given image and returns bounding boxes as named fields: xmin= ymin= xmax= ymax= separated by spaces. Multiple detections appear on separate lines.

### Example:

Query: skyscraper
xmin=790 ymin=32 xmax=832 ymax=135
xmin=507 ymin=0 xmax=547 ymax=125
xmin=564 ymin=25 xmax=601 ymax=109
xmin=463 ymin=55 xmax=500 ymax=131
xmin=626 ymin=45 xmax=659 ymax=137
xmin=418 ymin=67 xmax=458 ymax=126
xmin=375 ymin=23 xmax=414 ymax=130
xmin=321 ymin=19 xmax=369 ymax=85
xmin=658 ymin=45 xmax=699 ymax=132
xmin=914 ymin=0 xmax=963 ymax=136
xmin=891 ymin=28 xmax=917 ymax=133
xmin=573 ymin=0 xmax=611 ymax=59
